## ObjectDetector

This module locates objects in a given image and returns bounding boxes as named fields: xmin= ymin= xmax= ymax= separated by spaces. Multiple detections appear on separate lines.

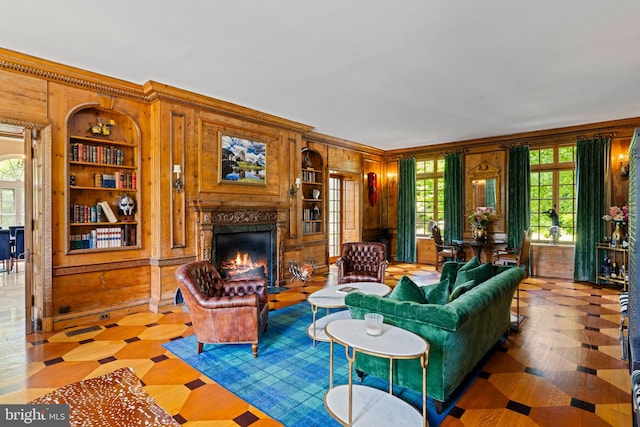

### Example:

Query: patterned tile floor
xmin=0 ymin=264 xmax=632 ymax=426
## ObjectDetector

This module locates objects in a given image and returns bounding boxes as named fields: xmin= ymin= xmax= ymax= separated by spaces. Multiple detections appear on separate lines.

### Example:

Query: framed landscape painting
xmin=220 ymin=134 xmax=267 ymax=185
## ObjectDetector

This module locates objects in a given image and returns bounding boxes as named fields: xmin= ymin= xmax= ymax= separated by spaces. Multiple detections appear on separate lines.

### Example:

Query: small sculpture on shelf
xmin=303 ymin=151 xmax=313 ymax=168
xmin=289 ymin=258 xmax=318 ymax=284
xmin=89 ymin=118 xmax=115 ymax=137
xmin=118 ymin=194 xmax=136 ymax=221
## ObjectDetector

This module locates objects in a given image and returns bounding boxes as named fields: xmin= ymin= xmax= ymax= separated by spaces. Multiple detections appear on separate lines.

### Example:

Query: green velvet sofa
xmin=344 ymin=259 xmax=526 ymax=411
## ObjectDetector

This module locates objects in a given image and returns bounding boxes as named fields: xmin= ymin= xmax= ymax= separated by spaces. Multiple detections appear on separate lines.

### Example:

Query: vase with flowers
xmin=602 ymin=205 xmax=628 ymax=246
xmin=468 ymin=207 xmax=498 ymax=241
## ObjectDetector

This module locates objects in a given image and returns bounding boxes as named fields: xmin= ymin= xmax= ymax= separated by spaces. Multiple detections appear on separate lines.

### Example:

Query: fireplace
xmin=195 ymin=204 xmax=287 ymax=288
xmin=212 ymin=225 xmax=277 ymax=286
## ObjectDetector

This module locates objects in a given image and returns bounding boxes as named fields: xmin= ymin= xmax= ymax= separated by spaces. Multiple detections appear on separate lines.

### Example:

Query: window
xmin=416 ymin=158 xmax=445 ymax=235
xmin=529 ymin=145 xmax=576 ymax=243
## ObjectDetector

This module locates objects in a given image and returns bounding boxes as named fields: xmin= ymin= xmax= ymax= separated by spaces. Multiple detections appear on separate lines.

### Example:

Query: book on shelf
xmin=336 ymin=286 xmax=359 ymax=294
xmin=98 ymin=201 xmax=118 ymax=223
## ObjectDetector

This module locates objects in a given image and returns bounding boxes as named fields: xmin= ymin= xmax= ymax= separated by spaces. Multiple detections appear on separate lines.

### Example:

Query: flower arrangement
xmin=602 ymin=205 xmax=629 ymax=224
xmin=468 ymin=207 xmax=498 ymax=228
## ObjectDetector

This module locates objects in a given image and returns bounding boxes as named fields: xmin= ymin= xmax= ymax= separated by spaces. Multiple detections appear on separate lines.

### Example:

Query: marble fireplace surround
xmin=194 ymin=202 xmax=289 ymax=287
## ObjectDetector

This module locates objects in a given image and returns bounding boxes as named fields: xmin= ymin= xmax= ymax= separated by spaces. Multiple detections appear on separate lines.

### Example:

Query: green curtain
xmin=507 ymin=146 xmax=531 ymax=249
xmin=574 ymin=137 xmax=610 ymax=282
xmin=444 ymin=153 xmax=463 ymax=243
xmin=397 ymin=157 xmax=416 ymax=262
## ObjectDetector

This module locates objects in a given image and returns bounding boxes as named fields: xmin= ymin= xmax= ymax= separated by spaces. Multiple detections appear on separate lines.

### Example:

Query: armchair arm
xmin=199 ymin=294 xmax=259 ymax=310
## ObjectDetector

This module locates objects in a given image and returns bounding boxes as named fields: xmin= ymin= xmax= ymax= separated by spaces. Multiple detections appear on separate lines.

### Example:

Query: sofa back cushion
xmin=421 ymin=278 xmax=450 ymax=305
xmin=448 ymin=279 xmax=476 ymax=302
xmin=388 ymin=276 xmax=428 ymax=304
xmin=453 ymin=261 xmax=494 ymax=290
xmin=458 ymin=256 xmax=481 ymax=273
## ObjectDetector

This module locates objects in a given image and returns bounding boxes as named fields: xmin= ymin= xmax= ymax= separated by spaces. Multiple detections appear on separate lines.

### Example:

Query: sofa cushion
xmin=458 ymin=256 xmax=481 ymax=273
xmin=420 ymin=278 xmax=450 ymax=305
xmin=448 ymin=279 xmax=476 ymax=302
xmin=453 ymin=261 xmax=494 ymax=289
xmin=388 ymin=276 xmax=428 ymax=304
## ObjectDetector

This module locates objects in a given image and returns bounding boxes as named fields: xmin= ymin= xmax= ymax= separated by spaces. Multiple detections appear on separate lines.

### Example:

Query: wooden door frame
xmin=0 ymin=118 xmax=51 ymax=334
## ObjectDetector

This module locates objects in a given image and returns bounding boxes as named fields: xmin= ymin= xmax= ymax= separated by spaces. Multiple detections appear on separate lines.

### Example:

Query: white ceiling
xmin=2 ymin=1 xmax=640 ymax=150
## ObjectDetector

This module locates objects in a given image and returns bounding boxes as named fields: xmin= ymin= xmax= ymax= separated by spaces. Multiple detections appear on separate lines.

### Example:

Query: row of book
xmin=70 ymin=143 xmax=126 ymax=165
xmin=94 ymin=172 xmax=137 ymax=189
xmin=70 ymin=201 xmax=118 ymax=224
xmin=70 ymin=225 xmax=136 ymax=250
xmin=302 ymin=207 xmax=320 ymax=221
xmin=302 ymin=170 xmax=320 ymax=183
xmin=302 ymin=221 xmax=321 ymax=234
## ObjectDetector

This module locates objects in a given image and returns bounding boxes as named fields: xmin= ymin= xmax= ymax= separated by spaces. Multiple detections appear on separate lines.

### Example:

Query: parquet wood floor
xmin=0 ymin=264 xmax=632 ymax=426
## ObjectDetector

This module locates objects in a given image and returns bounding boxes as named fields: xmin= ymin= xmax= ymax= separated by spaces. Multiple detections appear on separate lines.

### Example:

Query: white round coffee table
xmin=306 ymin=282 xmax=390 ymax=346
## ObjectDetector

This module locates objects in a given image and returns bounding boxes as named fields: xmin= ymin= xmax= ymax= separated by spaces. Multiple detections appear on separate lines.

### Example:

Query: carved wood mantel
xmin=193 ymin=202 xmax=289 ymax=286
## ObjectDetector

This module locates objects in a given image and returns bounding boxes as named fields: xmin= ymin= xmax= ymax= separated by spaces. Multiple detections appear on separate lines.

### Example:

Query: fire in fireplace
xmin=222 ymin=250 xmax=267 ymax=281
xmin=213 ymin=225 xmax=277 ymax=287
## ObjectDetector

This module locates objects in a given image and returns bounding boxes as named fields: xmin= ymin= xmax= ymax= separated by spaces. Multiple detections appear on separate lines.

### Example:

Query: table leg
xmin=472 ymin=245 xmax=483 ymax=262
xmin=311 ymin=304 xmax=318 ymax=347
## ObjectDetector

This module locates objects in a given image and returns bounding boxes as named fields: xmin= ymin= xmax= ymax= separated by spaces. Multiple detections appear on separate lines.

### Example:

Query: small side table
xmin=306 ymin=282 xmax=390 ymax=346
xmin=324 ymin=318 xmax=429 ymax=427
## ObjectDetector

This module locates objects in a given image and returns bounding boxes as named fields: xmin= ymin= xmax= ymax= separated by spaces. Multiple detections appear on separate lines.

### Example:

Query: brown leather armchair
xmin=175 ymin=261 xmax=269 ymax=357
xmin=335 ymin=241 xmax=388 ymax=284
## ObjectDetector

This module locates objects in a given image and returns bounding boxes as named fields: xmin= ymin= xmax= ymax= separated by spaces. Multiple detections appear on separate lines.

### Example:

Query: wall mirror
xmin=467 ymin=160 xmax=501 ymax=214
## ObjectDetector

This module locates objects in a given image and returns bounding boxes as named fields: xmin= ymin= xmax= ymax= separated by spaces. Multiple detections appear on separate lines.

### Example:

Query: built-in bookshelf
xmin=301 ymin=148 xmax=323 ymax=235
xmin=66 ymin=107 xmax=141 ymax=253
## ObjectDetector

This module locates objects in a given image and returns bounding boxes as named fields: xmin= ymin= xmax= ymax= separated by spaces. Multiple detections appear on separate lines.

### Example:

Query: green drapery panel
xmin=507 ymin=146 xmax=531 ymax=249
xmin=444 ymin=153 xmax=463 ymax=243
xmin=397 ymin=157 xmax=416 ymax=262
xmin=574 ymin=137 xmax=610 ymax=282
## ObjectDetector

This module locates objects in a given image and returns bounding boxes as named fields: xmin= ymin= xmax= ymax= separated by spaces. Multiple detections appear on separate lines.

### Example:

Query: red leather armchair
xmin=335 ymin=241 xmax=388 ymax=284
xmin=175 ymin=261 xmax=269 ymax=357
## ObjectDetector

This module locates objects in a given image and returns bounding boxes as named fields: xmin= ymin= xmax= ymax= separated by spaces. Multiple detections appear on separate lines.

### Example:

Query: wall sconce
xmin=619 ymin=154 xmax=629 ymax=177
xmin=173 ymin=164 xmax=184 ymax=193
xmin=387 ymin=173 xmax=397 ymax=188
xmin=289 ymin=177 xmax=300 ymax=198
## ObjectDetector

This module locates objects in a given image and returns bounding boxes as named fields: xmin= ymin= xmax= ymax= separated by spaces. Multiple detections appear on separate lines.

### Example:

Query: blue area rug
xmin=163 ymin=303 xmax=456 ymax=426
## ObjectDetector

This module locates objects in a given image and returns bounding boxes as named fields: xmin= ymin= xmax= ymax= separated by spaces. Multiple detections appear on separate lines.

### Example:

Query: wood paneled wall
xmin=0 ymin=47 xmax=638 ymax=329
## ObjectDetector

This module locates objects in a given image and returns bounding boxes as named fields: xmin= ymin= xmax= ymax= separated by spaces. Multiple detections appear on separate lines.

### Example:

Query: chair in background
xmin=8 ymin=225 xmax=23 ymax=239
xmin=335 ymin=241 xmax=388 ymax=284
xmin=174 ymin=260 xmax=269 ymax=357
xmin=0 ymin=230 xmax=10 ymax=272
xmin=492 ymin=229 xmax=532 ymax=275
xmin=492 ymin=229 xmax=532 ymax=330
xmin=10 ymin=228 xmax=25 ymax=273
xmin=432 ymin=225 xmax=465 ymax=271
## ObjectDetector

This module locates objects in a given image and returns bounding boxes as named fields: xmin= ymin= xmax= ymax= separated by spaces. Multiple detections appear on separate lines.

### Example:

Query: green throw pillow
xmin=388 ymin=276 xmax=428 ymax=304
xmin=458 ymin=256 xmax=481 ymax=273
xmin=420 ymin=278 xmax=450 ymax=305
xmin=453 ymin=262 xmax=494 ymax=289
xmin=448 ymin=279 xmax=476 ymax=302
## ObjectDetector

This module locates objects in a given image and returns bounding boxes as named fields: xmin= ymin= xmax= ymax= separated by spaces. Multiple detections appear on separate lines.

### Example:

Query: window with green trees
xmin=530 ymin=145 xmax=576 ymax=243
xmin=416 ymin=158 xmax=445 ymax=235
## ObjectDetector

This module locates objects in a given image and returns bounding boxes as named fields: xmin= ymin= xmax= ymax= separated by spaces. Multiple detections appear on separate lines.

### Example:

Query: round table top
xmin=307 ymin=282 xmax=390 ymax=309
xmin=325 ymin=318 xmax=428 ymax=358
xmin=453 ymin=239 xmax=505 ymax=247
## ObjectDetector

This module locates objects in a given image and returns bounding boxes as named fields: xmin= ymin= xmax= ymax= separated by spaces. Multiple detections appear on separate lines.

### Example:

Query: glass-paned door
xmin=329 ymin=175 xmax=341 ymax=260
